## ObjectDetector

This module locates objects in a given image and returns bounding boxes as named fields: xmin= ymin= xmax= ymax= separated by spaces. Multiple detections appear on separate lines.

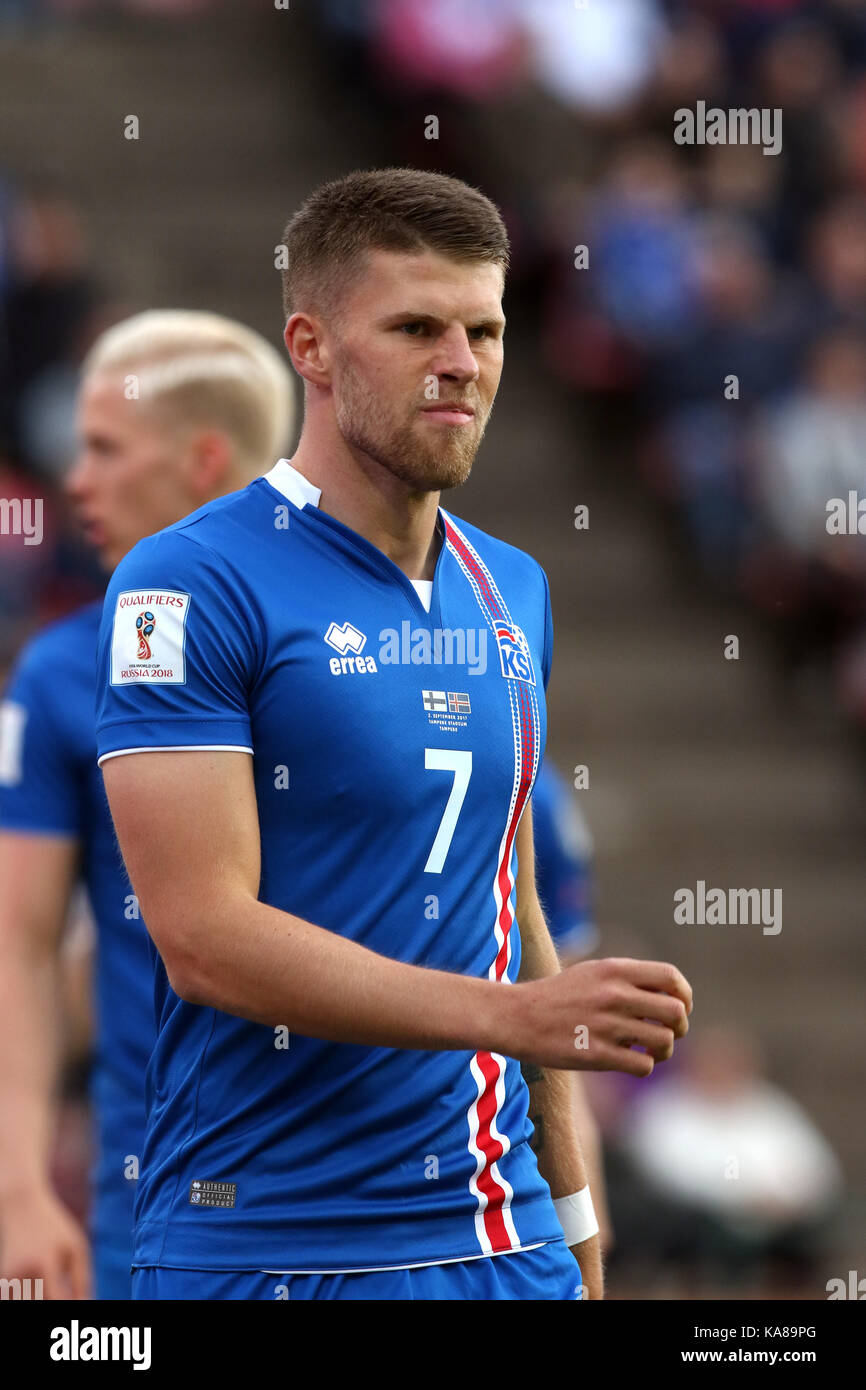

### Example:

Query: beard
xmin=334 ymin=353 xmax=490 ymax=493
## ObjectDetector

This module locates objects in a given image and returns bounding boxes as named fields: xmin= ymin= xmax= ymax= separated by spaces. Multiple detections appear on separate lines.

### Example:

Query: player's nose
xmin=434 ymin=326 xmax=482 ymax=383
xmin=64 ymin=451 xmax=94 ymax=501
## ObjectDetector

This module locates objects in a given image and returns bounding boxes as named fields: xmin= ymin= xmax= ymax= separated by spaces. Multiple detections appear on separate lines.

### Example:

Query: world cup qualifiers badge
xmin=495 ymin=622 xmax=535 ymax=685
xmin=136 ymin=611 xmax=156 ymax=660
xmin=111 ymin=590 xmax=188 ymax=685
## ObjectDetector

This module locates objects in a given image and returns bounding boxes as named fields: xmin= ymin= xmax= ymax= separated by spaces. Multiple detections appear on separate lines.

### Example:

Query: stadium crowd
xmin=313 ymin=0 xmax=866 ymax=733
xmin=4 ymin=3 xmax=866 ymax=722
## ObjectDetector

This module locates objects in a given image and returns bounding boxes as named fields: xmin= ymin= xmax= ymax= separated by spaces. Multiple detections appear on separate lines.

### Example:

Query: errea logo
xmin=325 ymin=621 xmax=366 ymax=655
xmin=324 ymin=622 xmax=377 ymax=675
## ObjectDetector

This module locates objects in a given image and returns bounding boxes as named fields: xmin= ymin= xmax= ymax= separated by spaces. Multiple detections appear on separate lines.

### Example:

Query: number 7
xmin=423 ymin=748 xmax=472 ymax=873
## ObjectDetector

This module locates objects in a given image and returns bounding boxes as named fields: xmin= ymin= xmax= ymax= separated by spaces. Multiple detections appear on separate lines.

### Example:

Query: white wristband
xmin=553 ymin=1186 xmax=598 ymax=1246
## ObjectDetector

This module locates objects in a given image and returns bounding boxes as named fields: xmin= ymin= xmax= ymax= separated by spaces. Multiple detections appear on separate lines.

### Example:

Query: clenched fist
xmin=506 ymin=957 xmax=692 ymax=1073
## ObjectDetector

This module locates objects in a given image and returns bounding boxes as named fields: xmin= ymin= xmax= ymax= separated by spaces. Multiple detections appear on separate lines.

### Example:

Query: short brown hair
xmin=279 ymin=167 xmax=510 ymax=324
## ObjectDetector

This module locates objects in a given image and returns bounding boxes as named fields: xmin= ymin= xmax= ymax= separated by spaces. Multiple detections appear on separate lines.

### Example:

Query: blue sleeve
xmin=96 ymin=529 xmax=259 ymax=765
xmin=0 ymin=644 xmax=85 ymax=836
xmin=533 ymin=765 xmax=597 ymax=957
xmin=540 ymin=566 xmax=553 ymax=692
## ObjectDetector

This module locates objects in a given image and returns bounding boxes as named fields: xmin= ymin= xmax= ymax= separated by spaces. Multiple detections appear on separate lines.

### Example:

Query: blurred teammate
xmin=533 ymin=759 xmax=598 ymax=964
xmin=533 ymin=757 xmax=612 ymax=1248
xmin=0 ymin=310 xmax=293 ymax=1298
xmin=97 ymin=168 xmax=692 ymax=1302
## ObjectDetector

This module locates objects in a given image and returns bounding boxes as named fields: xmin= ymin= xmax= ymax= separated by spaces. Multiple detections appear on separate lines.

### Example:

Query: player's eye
xmin=86 ymin=436 xmax=115 ymax=457
xmin=400 ymin=322 xmax=427 ymax=336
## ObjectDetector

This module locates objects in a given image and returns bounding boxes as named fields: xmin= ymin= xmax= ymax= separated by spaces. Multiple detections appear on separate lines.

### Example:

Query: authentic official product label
xmin=189 ymin=1180 xmax=237 ymax=1209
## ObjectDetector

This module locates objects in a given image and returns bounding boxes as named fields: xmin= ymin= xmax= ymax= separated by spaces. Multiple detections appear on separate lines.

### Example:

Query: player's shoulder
xmin=109 ymin=477 xmax=270 ymax=592
xmin=7 ymin=599 xmax=103 ymax=685
xmin=441 ymin=509 xmax=549 ymax=594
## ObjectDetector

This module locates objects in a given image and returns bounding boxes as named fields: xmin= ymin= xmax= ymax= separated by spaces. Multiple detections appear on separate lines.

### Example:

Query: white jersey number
xmin=423 ymin=748 xmax=472 ymax=873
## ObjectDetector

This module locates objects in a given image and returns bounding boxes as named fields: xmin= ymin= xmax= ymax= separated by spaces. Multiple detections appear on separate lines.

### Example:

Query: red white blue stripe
xmin=441 ymin=511 xmax=542 ymax=1254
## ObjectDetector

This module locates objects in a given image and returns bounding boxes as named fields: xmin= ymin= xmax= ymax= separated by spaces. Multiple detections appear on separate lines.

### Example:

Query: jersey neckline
xmin=259 ymin=457 xmax=447 ymax=624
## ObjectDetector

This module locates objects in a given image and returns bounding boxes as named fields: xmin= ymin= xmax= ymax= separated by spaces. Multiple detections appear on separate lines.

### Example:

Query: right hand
xmin=512 ymin=956 xmax=692 ymax=1074
xmin=0 ymin=1186 xmax=92 ymax=1299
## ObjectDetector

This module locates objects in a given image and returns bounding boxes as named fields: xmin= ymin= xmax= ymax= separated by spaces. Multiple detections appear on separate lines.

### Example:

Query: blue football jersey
xmin=95 ymin=458 xmax=567 ymax=1272
xmin=0 ymin=602 xmax=151 ymax=1261
xmin=532 ymin=760 xmax=598 ymax=958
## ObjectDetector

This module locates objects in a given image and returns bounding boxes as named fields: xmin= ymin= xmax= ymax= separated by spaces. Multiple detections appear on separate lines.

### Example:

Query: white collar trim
xmin=262 ymin=457 xmax=322 ymax=510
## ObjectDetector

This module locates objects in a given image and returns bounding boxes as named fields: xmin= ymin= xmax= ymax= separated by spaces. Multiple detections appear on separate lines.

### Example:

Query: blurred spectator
xmin=757 ymin=328 xmax=866 ymax=562
xmin=753 ymin=17 xmax=842 ymax=250
xmin=370 ymin=0 xmax=528 ymax=102
xmin=831 ymin=76 xmax=866 ymax=195
xmin=542 ymin=138 xmax=700 ymax=395
xmin=745 ymin=328 xmax=866 ymax=675
xmin=522 ymin=0 xmax=668 ymax=117
xmin=648 ymin=215 xmax=808 ymax=581
xmin=0 ymin=185 xmax=101 ymax=471
xmin=806 ymin=194 xmax=866 ymax=328
xmin=0 ymin=457 xmax=58 ymax=657
xmin=699 ymin=144 xmax=786 ymax=258
xmin=648 ymin=13 xmax=726 ymax=113
xmin=0 ymin=182 xmax=110 ymax=648
xmin=619 ymin=1027 xmax=842 ymax=1285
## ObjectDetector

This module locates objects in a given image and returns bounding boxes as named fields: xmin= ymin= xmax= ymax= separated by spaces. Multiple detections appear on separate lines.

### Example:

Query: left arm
xmin=515 ymin=800 xmax=603 ymax=1300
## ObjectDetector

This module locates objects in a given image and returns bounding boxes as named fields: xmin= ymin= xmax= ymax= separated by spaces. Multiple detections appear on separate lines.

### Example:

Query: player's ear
xmin=189 ymin=429 xmax=233 ymax=500
xmin=284 ymin=310 xmax=332 ymax=389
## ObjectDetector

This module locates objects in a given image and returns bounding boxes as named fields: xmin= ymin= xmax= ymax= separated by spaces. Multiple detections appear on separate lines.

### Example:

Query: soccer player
xmin=96 ymin=168 xmax=693 ymax=1301
xmin=0 ymin=310 xmax=294 ymax=1299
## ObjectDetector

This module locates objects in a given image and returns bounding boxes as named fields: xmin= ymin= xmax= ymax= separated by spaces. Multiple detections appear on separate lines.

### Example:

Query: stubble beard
xmin=334 ymin=355 xmax=489 ymax=494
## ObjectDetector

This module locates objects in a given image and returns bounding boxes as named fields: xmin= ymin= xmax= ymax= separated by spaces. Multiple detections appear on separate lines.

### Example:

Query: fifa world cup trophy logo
xmin=136 ymin=611 xmax=156 ymax=660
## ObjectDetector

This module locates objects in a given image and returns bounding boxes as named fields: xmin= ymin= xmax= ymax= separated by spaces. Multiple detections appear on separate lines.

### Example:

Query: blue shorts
xmin=132 ymin=1241 xmax=582 ymax=1300
xmin=94 ymin=1240 xmax=133 ymax=1300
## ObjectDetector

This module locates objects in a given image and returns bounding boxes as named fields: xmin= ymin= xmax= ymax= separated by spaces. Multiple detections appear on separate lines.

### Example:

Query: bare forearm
xmin=522 ymin=1058 xmax=602 ymax=1297
xmin=106 ymin=756 xmax=693 ymax=1082
xmin=517 ymin=908 xmax=588 ymax=1196
xmin=517 ymin=885 xmax=604 ymax=1295
xmin=572 ymin=1072 xmax=613 ymax=1249
xmin=0 ymin=834 xmax=77 ymax=1204
xmin=522 ymin=1062 xmax=587 ymax=1194
xmin=0 ymin=945 xmax=61 ymax=1200
xmin=166 ymin=891 xmax=518 ymax=1054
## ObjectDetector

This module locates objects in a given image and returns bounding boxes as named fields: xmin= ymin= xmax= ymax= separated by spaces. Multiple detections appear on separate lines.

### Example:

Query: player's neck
xmin=290 ymin=437 xmax=442 ymax=582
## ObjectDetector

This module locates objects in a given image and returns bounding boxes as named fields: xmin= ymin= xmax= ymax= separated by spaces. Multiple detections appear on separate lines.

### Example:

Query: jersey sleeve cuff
xmin=0 ymin=814 xmax=80 ymax=837
xmin=96 ymin=717 xmax=253 ymax=766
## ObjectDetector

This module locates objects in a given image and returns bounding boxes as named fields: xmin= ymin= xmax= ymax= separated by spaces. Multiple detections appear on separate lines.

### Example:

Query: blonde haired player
xmin=0 ymin=309 xmax=293 ymax=1298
